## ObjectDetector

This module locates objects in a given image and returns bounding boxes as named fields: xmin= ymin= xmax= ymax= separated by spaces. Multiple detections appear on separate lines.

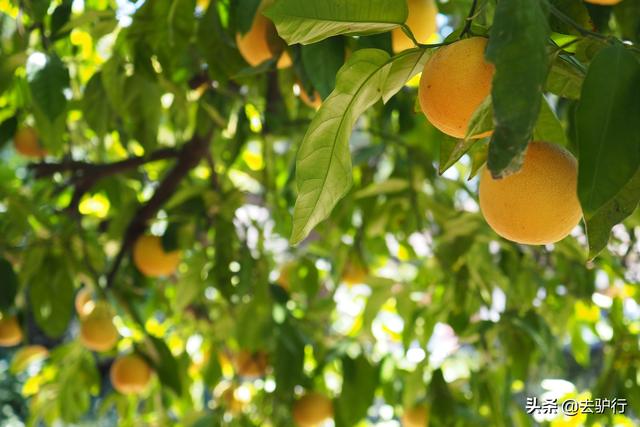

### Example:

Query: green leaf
xmin=290 ymin=49 xmax=392 ymax=244
xmin=50 ymin=0 xmax=72 ymax=39
xmin=301 ymin=37 xmax=346 ymax=99
xmin=274 ymin=320 xmax=305 ymax=397
xmin=334 ymin=355 xmax=380 ymax=427
xmin=145 ymin=336 xmax=183 ymax=396
xmin=585 ymin=168 xmax=640 ymax=258
xmin=614 ymin=0 xmax=640 ymax=44
xmin=264 ymin=0 xmax=407 ymax=45
xmin=546 ymin=55 xmax=584 ymax=100
xmin=533 ymin=97 xmax=568 ymax=146
xmin=576 ymin=44 xmax=640 ymax=218
xmin=0 ymin=116 xmax=18 ymax=150
xmin=485 ymin=0 xmax=550 ymax=178
xmin=381 ymin=48 xmax=432 ymax=104
xmin=26 ymin=54 xmax=70 ymax=122
xmin=123 ymin=74 xmax=162 ymax=149
xmin=439 ymin=137 xmax=479 ymax=175
xmin=354 ymin=178 xmax=409 ymax=199
xmin=0 ymin=258 xmax=19 ymax=311
xmin=465 ymin=95 xmax=493 ymax=140
xmin=82 ymin=72 xmax=114 ymax=137
xmin=28 ymin=256 xmax=74 ymax=338
xmin=549 ymin=0 xmax=593 ymax=36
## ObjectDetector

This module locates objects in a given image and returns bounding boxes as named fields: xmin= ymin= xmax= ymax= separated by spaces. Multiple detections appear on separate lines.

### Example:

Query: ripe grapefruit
xmin=133 ymin=235 xmax=181 ymax=278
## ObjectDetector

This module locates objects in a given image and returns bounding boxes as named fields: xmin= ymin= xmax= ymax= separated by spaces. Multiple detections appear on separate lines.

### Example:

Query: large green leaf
xmin=264 ymin=0 xmax=407 ymax=45
xmin=485 ymin=0 xmax=550 ymax=178
xmin=0 ymin=258 xmax=19 ymax=311
xmin=546 ymin=55 xmax=584 ymax=100
xmin=26 ymin=53 xmax=70 ymax=122
xmin=290 ymin=49 xmax=392 ymax=244
xmin=576 ymin=44 xmax=640 ymax=218
xmin=123 ymin=74 xmax=162 ymax=149
xmin=585 ymin=168 xmax=640 ymax=258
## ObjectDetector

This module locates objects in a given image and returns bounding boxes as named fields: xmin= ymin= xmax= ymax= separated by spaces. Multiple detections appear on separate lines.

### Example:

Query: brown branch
xmin=29 ymin=148 xmax=181 ymax=213
xmin=29 ymin=148 xmax=180 ymax=178
xmin=105 ymin=133 xmax=212 ymax=288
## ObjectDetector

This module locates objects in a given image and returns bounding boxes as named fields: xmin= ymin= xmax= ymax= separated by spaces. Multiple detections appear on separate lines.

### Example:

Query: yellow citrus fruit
xmin=0 ymin=315 xmax=22 ymax=347
xmin=13 ymin=127 xmax=47 ymax=158
xmin=292 ymin=392 xmax=334 ymax=427
xmin=402 ymin=405 xmax=430 ymax=427
xmin=133 ymin=235 xmax=181 ymax=278
xmin=234 ymin=350 xmax=268 ymax=378
xmin=584 ymin=0 xmax=621 ymax=4
xmin=392 ymin=0 xmax=438 ymax=52
xmin=79 ymin=304 xmax=119 ymax=352
xmin=110 ymin=354 xmax=153 ymax=395
xmin=299 ymin=85 xmax=322 ymax=110
xmin=342 ymin=259 xmax=368 ymax=286
xmin=75 ymin=287 xmax=95 ymax=319
xmin=277 ymin=262 xmax=294 ymax=290
xmin=418 ymin=37 xmax=494 ymax=139
xmin=11 ymin=345 xmax=49 ymax=373
xmin=479 ymin=141 xmax=582 ymax=245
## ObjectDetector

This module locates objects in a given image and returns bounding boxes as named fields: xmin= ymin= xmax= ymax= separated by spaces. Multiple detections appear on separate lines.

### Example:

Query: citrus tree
xmin=0 ymin=0 xmax=639 ymax=426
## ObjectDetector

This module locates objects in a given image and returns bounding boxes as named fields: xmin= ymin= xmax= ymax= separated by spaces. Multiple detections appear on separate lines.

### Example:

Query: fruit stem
xmin=460 ymin=0 xmax=479 ymax=38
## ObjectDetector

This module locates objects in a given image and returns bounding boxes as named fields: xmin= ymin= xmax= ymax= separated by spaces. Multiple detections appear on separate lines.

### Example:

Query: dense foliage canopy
xmin=0 ymin=0 xmax=639 ymax=426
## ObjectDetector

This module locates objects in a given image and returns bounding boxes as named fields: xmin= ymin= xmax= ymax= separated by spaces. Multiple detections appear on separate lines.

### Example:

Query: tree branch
xmin=105 ymin=133 xmax=212 ymax=288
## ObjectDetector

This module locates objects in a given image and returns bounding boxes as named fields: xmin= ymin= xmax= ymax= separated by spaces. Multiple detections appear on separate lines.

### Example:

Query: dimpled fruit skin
xmin=292 ymin=393 xmax=333 ymax=427
xmin=236 ymin=12 xmax=273 ymax=67
xmin=402 ymin=406 xmax=429 ymax=427
xmin=392 ymin=0 xmax=438 ymax=52
xmin=133 ymin=235 xmax=181 ymax=277
xmin=419 ymin=37 xmax=494 ymax=139
xmin=0 ymin=315 xmax=22 ymax=347
xmin=479 ymin=141 xmax=582 ymax=245
xmin=110 ymin=354 xmax=152 ymax=395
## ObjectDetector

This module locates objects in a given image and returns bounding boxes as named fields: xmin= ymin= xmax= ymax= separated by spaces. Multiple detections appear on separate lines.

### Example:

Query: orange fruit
xmin=418 ymin=37 xmax=494 ymax=139
xmin=13 ymin=127 xmax=47 ymax=158
xmin=292 ymin=392 xmax=334 ymax=427
xmin=236 ymin=4 xmax=288 ymax=69
xmin=479 ymin=141 xmax=582 ymax=245
xmin=392 ymin=0 xmax=438 ymax=52
xmin=133 ymin=235 xmax=181 ymax=278
xmin=79 ymin=303 xmax=119 ymax=352
xmin=402 ymin=405 xmax=430 ymax=427
xmin=0 ymin=315 xmax=22 ymax=347
xmin=110 ymin=354 xmax=153 ymax=395
xmin=299 ymin=85 xmax=322 ymax=110
xmin=234 ymin=350 xmax=268 ymax=378
xmin=342 ymin=259 xmax=368 ymax=286
xmin=584 ymin=0 xmax=621 ymax=4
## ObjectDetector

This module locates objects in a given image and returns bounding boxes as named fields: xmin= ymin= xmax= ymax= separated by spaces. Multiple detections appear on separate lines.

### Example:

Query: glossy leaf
xmin=290 ymin=49 xmax=392 ymax=244
xmin=576 ymin=44 xmax=640 ymax=218
xmin=26 ymin=54 xmax=70 ymax=122
xmin=486 ymin=0 xmax=550 ymax=177
xmin=265 ymin=0 xmax=407 ymax=45
xmin=381 ymin=48 xmax=432 ymax=103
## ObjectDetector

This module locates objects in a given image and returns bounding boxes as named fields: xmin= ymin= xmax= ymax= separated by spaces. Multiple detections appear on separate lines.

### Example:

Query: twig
xmin=547 ymin=4 xmax=611 ymax=42
xmin=29 ymin=148 xmax=181 ymax=212
xmin=105 ymin=132 xmax=212 ymax=288
xmin=460 ymin=0 xmax=479 ymax=38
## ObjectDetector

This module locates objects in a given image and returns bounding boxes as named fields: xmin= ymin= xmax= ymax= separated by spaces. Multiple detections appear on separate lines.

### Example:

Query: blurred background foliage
xmin=0 ymin=0 xmax=639 ymax=426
